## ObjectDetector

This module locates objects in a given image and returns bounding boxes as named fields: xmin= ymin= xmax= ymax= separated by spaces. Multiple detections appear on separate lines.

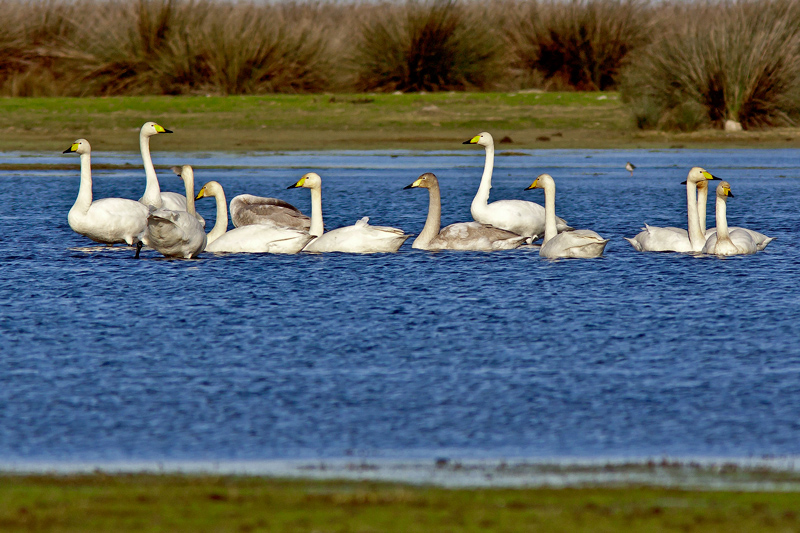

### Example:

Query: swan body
xmin=196 ymin=181 xmax=313 ymax=254
xmin=702 ymin=182 xmax=757 ymax=256
xmin=143 ymin=165 xmax=206 ymax=258
xmin=230 ymin=194 xmax=311 ymax=230
xmin=404 ymin=172 xmax=526 ymax=251
xmin=136 ymin=121 xmax=205 ymax=227
xmin=287 ymin=172 xmax=410 ymax=253
xmin=691 ymin=179 xmax=772 ymax=250
xmin=625 ymin=167 xmax=720 ymax=253
xmin=464 ymin=131 xmax=570 ymax=241
xmin=526 ymin=174 xmax=608 ymax=258
xmin=64 ymin=139 xmax=148 ymax=246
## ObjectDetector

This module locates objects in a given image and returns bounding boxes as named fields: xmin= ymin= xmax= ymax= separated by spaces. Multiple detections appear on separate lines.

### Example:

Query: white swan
xmin=142 ymin=165 xmax=206 ymax=259
xmin=230 ymin=194 xmax=311 ymax=230
xmin=63 ymin=139 xmax=148 ymax=246
xmin=625 ymin=167 xmax=720 ymax=253
xmin=137 ymin=121 xmax=204 ymax=227
xmin=287 ymin=172 xmax=410 ymax=253
xmin=698 ymin=182 xmax=774 ymax=251
xmin=195 ymin=181 xmax=314 ymax=254
xmin=463 ymin=131 xmax=570 ymax=242
xmin=526 ymin=174 xmax=609 ymax=258
xmin=404 ymin=172 xmax=526 ymax=251
xmin=702 ymin=182 xmax=757 ymax=256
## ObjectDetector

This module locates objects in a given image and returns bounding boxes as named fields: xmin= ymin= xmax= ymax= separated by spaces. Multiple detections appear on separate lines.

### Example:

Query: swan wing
xmin=626 ymin=224 xmax=693 ymax=252
xmin=541 ymin=229 xmax=608 ymax=258
xmin=303 ymin=223 xmax=410 ymax=253
xmin=145 ymin=209 xmax=206 ymax=258
xmin=230 ymin=194 xmax=311 ymax=230
xmin=707 ymin=226 xmax=774 ymax=251
xmin=205 ymin=224 xmax=313 ymax=254
xmin=70 ymin=198 xmax=149 ymax=245
xmin=433 ymin=222 xmax=526 ymax=251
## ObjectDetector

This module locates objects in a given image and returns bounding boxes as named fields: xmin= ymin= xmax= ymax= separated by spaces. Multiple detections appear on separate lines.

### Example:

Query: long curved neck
xmin=309 ymin=186 xmax=324 ymax=237
xmin=73 ymin=152 xmax=93 ymax=213
xmin=416 ymin=184 xmax=442 ymax=247
xmin=686 ymin=180 xmax=705 ymax=250
xmin=471 ymin=143 xmax=494 ymax=210
xmin=207 ymin=189 xmax=229 ymax=244
xmin=140 ymin=133 xmax=162 ymax=208
xmin=697 ymin=185 xmax=708 ymax=232
xmin=542 ymin=180 xmax=558 ymax=244
xmin=715 ymin=196 xmax=731 ymax=242
xmin=183 ymin=174 xmax=196 ymax=216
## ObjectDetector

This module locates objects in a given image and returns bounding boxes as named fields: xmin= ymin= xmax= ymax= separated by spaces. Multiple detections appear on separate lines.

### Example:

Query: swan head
xmin=404 ymin=172 xmax=438 ymax=190
xmin=686 ymin=166 xmax=720 ymax=184
xmin=716 ymin=181 xmax=734 ymax=199
xmin=524 ymin=173 xmax=554 ymax=190
xmin=463 ymin=131 xmax=493 ymax=147
xmin=287 ymin=172 xmax=321 ymax=190
xmin=171 ymin=165 xmax=194 ymax=183
xmin=140 ymin=121 xmax=173 ymax=138
xmin=63 ymin=139 xmax=91 ymax=155
xmin=195 ymin=180 xmax=222 ymax=200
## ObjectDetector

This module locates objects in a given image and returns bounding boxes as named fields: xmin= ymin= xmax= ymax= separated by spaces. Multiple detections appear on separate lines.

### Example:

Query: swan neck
xmin=686 ymin=181 xmax=705 ymax=250
xmin=542 ymin=180 xmax=558 ymax=244
xmin=207 ymin=188 xmax=229 ymax=244
xmin=183 ymin=174 xmax=196 ymax=216
xmin=715 ymin=196 xmax=730 ymax=241
xmin=74 ymin=152 xmax=93 ymax=213
xmin=309 ymin=186 xmax=324 ymax=237
xmin=472 ymin=143 xmax=494 ymax=209
xmin=416 ymin=183 xmax=442 ymax=247
xmin=697 ymin=185 xmax=708 ymax=233
xmin=140 ymin=134 xmax=162 ymax=208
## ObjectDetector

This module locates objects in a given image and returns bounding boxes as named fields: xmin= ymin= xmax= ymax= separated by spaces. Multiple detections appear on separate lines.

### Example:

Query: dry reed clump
xmin=505 ymin=0 xmax=651 ymax=91
xmin=621 ymin=0 xmax=800 ymax=131
xmin=350 ymin=0 xmax=503 ymax=92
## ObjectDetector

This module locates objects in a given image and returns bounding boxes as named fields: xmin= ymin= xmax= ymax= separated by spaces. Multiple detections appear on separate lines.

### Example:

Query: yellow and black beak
xmin=63 ymin=143 xmax=78 ymax=154
xmin=724 ymin=188 xmax=734 ymax=198
xmin=462 ymin=135 xmax=480 ymax=145
xmin=702 ymin=171 xmax=721 ymax=181
xmin=525 ymin=178 xmax=540 ymax=190
xmin=287 ymin=176 xmax=306 ymax=189
xmin=195 ymin=187 xmax=206 ymax=200
xmin=404 ymin=177 xmax=424 ymax=190
xmin=154 ymin=124 xmax=173 ymax=134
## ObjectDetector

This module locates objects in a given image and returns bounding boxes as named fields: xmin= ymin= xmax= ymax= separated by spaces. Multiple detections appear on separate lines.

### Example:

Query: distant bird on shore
xmin=625 ymin=162 xmax=636 ymax=176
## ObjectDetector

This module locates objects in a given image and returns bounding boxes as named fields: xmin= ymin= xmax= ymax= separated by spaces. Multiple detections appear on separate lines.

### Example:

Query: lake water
xmin=1 ymin=148 xmax=799 ymax=470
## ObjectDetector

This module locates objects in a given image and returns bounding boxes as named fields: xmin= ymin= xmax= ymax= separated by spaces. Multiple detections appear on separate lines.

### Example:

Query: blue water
xmin=1 ymin=148 xmax=799 ymax=464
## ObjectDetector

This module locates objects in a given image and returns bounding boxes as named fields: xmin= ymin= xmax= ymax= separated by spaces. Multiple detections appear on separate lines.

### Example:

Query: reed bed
xmin=1 ymin=0 xmax=798 ymax=131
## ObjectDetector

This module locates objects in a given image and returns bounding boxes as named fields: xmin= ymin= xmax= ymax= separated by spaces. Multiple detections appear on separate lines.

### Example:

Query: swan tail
xmin=624 ymin=237 xmax=643 ymax=251
xmin=355 ymin=217 xmax=370 ymax=227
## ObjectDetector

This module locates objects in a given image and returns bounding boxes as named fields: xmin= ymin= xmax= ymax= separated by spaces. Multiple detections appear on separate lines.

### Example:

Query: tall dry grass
xmin=505 ymin=0 xmax=651 ymax=91
xmin=351 ymin=0 xmax=502 ymax=92
xmin=621 ymin=0 xmax=800 ymax=130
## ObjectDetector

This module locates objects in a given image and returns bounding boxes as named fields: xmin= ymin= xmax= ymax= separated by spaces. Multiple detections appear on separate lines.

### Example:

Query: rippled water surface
xmin=1 ymin=148 xmax=799 ymax=464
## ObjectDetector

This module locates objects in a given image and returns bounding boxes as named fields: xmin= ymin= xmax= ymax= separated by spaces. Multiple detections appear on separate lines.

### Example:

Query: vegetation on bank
xmin=1 ymin=473 xmax=800 ymax=532
xmin=2 ymin=0 xmax=800 ymax=133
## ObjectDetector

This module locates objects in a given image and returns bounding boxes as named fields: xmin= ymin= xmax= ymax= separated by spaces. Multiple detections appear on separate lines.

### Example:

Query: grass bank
xmin=1 ymin=473 xmax=799 ymax=532
xmin=2 ymin=93 xmax=799 ymax=152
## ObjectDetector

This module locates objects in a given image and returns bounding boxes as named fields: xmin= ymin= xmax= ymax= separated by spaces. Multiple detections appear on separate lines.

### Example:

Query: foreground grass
xmin=2 ymin=93 xmax=799 ymax=152
xmin=1 ymin=474 xmax=799 ymax=532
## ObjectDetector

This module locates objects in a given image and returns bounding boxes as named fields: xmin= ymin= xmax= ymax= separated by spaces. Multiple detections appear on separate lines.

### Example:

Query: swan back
xmin=230 ymin=194 xmax=311 ymax=230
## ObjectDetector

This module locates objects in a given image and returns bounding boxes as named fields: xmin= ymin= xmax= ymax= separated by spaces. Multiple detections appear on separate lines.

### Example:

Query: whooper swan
xmin=230 ymin=193 xmax=311 ymax=230
xmin=525 ymin=174 xmax=608 ymax=259
xmin=137 ymin=121 xmax=205 ymax=227
xmin=702 ymin=181 xmax=758 ymax=256
xmin=463 ymin=131 xmax=570 ymax=242
xmin=287 ymin=172 xmax=410 ymax=253
xmin=697 ymin=180 xmax=774 ymax=251
xmin=195 ymin=181 xmax=314 ymax=254
xmin=624 ymin=167 xmax=720 ymax=253
xmin=63 ymin=139 xmax=148 ymax=247
xmin=142 ymin=165 xmax=206 ymax=259
xmin=404 ymin=172 xmax=526 ymax=251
